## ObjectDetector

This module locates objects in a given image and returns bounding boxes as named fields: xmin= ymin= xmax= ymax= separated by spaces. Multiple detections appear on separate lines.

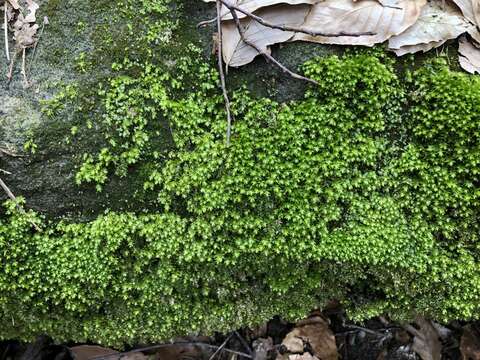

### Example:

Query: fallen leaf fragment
xmin=459 ymin=35 xmax=480 ymax=72
xmin=389 ymin=0 xmax=472 ymax=55
xmin=222 ymin=4 xmax=310 ymax=66
xmin=23 ymin=0 xmax=39 ymax=23
xmin=13 ymin=16 xmax=39 ymax=48
xmin=460 ymin=324 xmax=480 ymax=360
xmin=292 ymin=0 xmax=426 ymax=46
xmin=253 ymin=337 xmax=275 ymax=360
xmin=404 ymin=317 xmax=441 ymax=360
xmin=278 ymin=315 xmax=338 ymax=360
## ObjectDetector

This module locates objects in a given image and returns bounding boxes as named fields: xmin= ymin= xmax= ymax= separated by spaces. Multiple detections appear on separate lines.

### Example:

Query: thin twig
xmin=0 ymin=169 xmax=12 ymax=175
xmin=7 ymin=49 xmax=17 ymax=83
xmin=234 ymin=331 xmax=253 ymax=356
xmin=21 ymin=47 xmax=28 ymax=86
xmin=0 ymin=177 xmax=18 ymax=203
xmin=226 ymin=5 xmax=318 ymax=85
xmin=4 ymin=2 xmax=9 ymax=61
xmin=219 ymin=0 xmax=375 ymax=38
xmin=209 ymin=333 xmax=234 ymax=360
xmin=216 ymin=0 xmax=233 ymax=145
xmin=0 ymin=177 xmax=41 ymax=231
xmin=27 ymin=16 xmax=47 ymax=75
xmin=197 ymin=17 xmax=217 ymax=28
xmin=91 ymin=341 xmax=252 ymax=360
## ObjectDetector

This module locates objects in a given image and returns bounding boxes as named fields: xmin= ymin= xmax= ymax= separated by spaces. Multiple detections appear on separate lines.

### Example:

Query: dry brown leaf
xmin=279 ymin=315 xmax=338 ymax=360
xmin=459 ymin=35 xmax=480 ymax=72
xmin=292 ymin=0 xmax=426 ymax=46
xmin=460 ymin=324 xmax=480 ymax=360
xmin=23 ymin=0 xmax=39 ymax=23
xmin=404 ymin=317 xmax=441 ymax=360
xmin=221 ymin=4 xmax=309 ymax=66
xmin=388 ymin=0 xmax=472 ymax=55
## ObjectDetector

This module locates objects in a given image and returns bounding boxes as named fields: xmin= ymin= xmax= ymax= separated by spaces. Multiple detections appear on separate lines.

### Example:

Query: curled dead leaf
xmin=459 ymin=35 xmax=480 ymax=72
xmin=452 ymin=0 xmax=480 ymax=24
xmin=460 ymin=324 xmax=480 ymax=360
xmin=278 ymin=315 xmax=338 ymax=360
xmin=404 ymin=317 xmax=441 ymax=360
xmin=388 ymin=0 xmax=473 ymax=55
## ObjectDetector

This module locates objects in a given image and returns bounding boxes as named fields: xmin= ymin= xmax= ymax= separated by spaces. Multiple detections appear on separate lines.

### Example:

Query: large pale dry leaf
xmin=404 ymin=317 xmax=441 ymax=360
xmin=459 ymin=36 xmax=480 ymax=72
xmin=222 ymin=4 xmax=310 ymax=66
xmin=388 ymin=0 xmax=472 ymax=55
xmin=278 ymin=315 xmax=338 ymax=360
xmin=205 ymin=0 xmax=320 ymax=20
xmin=460 ymin=324 xmax=480 ymax=360
xmin=292 ymin=0 xmax=426 ymax=46
xmin=24 ymin=0 xmax=39 ymax=23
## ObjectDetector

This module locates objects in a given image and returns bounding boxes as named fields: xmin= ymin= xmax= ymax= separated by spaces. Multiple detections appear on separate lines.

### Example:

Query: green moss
xmin=2 ymin=50 xmax=480 ymax=346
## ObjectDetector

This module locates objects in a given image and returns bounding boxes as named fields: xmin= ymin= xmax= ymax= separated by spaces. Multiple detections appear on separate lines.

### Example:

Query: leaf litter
xmin=2 ymin=0 xmax=44 ymax=85
xmin=206 ymin=0 xmax=480 ymax=73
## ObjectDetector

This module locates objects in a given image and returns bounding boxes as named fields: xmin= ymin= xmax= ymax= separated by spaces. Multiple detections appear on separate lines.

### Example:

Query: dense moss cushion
xmin=2 ymin=51 xmax=480 ymax=345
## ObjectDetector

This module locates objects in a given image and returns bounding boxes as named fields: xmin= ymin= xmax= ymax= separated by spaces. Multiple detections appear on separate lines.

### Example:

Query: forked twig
xmin=219 ymin=0 xmax=375 ymax=38
xmin=226 ymin=4 xmax=318 ymax=85
xmin=216 ymin=0 xmax=233 ymax=145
